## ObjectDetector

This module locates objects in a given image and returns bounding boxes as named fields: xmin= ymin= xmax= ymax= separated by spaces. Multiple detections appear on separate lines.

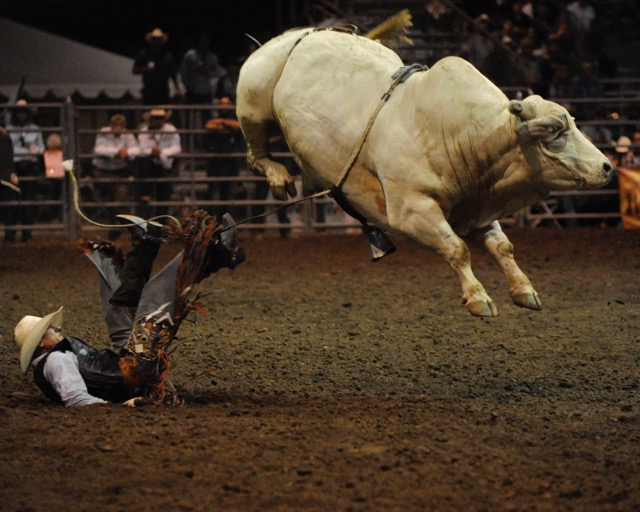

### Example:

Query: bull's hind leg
xmin=394 ymin=197 xmax=498 ymax=317
xmin=480 ymin=221 xmax=542 ymax=310
xmin=240 ymin=119 xmax=296 ymax=200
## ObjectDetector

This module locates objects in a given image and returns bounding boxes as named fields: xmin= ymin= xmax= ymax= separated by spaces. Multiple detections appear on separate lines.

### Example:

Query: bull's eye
xmin=544 ymin=131 xmax=568 ymax=153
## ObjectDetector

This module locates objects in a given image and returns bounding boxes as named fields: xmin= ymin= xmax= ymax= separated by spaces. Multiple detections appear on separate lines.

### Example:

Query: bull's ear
xmin=508 ymin=100 xmax=536 ymax=121
xmin=523 ymin=116 xmax=567 ymax=142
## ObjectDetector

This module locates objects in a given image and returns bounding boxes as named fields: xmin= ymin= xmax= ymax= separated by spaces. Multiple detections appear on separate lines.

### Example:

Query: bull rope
xmin=334 ymin=63 xmax=428 ymax=190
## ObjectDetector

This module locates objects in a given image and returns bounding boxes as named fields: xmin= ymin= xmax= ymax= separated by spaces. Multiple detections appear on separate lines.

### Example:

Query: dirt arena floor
xmin=1 ymin=226 xmax=639 ymax=511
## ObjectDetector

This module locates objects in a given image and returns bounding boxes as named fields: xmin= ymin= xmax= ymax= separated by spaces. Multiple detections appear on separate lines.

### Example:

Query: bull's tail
xmin=365 ymin=9 xmax=413 ymax=48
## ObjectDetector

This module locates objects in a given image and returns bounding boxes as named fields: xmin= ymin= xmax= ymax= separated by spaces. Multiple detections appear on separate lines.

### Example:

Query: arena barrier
xmin=1 ymin=97 xmax=638 ymax=239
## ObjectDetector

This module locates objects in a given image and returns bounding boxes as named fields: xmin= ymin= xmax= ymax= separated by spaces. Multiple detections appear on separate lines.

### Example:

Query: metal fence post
xmin=62 ymin=96 xmax=78 ymax=239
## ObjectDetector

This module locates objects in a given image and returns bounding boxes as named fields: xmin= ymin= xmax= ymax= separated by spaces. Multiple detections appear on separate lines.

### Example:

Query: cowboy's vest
xmin=33 ymin=337 xmax=134 ymax=403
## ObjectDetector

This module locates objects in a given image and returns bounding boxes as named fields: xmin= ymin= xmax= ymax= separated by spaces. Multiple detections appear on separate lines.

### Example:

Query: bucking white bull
xmin=236 ymin=27 xmax=612 ymax=317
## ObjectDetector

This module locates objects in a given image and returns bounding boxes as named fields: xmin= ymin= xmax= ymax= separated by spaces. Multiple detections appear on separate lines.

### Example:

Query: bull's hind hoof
xmin=466 ymin=299 xmax=498 ymax=317
xmin=511 ymin=291 xmax=542 ymax=311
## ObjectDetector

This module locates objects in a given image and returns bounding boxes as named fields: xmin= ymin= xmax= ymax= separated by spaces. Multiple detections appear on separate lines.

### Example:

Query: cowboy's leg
xmin=109 ymin=238 xmax=161 ymax=307
xmin=134 ymin=251 xmax=182 ymax=320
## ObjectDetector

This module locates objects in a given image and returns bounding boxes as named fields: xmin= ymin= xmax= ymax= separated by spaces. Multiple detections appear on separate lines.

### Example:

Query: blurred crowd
xmin=2 ymin=6 xmax=640 ymax=239
xmin=418 ymin=0 xmax=639 ymax=165
xmin=455 ymin=1 xmax=610 ymax=106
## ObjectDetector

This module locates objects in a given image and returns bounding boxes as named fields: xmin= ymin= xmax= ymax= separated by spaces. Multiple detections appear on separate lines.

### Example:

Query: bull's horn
xmin=508 ymin=100 xmax=536 ymax=121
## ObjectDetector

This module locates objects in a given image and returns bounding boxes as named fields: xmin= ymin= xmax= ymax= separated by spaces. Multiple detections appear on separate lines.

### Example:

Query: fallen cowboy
xmin=13 ymin=210 xmax=245 ymax=406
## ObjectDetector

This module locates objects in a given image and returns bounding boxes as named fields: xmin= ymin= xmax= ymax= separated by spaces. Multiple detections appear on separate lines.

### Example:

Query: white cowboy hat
xmin=143 ymin=108 xmax=171 ymax=122
xmin=615 ymin=135 xmax=631 ymax=153
xmin=14 ymin=306 xmax=64 ymax=373
xmin=14 ymin=98 xmax=37 ymax=114
xmin=146 ymin=28 xmax=169 ymax=43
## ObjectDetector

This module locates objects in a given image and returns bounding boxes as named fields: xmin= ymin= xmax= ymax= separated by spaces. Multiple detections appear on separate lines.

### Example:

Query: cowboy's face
xmin=39 ymin=325 xmax=63 ymax=350
xmin=15 ymin=110 xmax=30 ymax=124
xmin=149 ymin=116 xmax=164 ymax=129
xmin=149 ymin=37 xmax=165 ymax=50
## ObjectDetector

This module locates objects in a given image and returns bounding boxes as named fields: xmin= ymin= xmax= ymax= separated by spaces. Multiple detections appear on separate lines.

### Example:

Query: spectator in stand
xmin=459 ymin=13 xmax=493 ymax=75
xmin=204 ymin=96 xmax=243 ymax=216
xmin=515 ymin=36 xmax=543 ymax=92
xmin=547 ymin=60 xmax=574 ymax=99
xmin=497 ymin=18 xmax=521 ymax=50
xmin=570 ymin=60 xmax=603 ymax=120
xmin=0 ymin=126 xmax=19 ymax=244
xmin=133 ymin=28 xmax=184 ymax=105
xmin=418 ymin=0 xmax=455 ymax=33
xmin=580 ymin=108 xmax=613 ymax=147
xmin=216 ymin=59 xmax=243 ymax=102
xmin=180 ymin=31 xmax=226 ymax=106
xmin=570 ymin=34 xmax=598 ymax=73
xmin=529 ymin=0 xmax=558 ymax=42
xmin=566 ymin=0 xmax=596 ymax=35
xmin=632 ymin=131 xmax=640 ymax=167
xmin=6 ymin=100 xmax=45 ymax=243
xmin=138 ymin=108 xmax=181 ymax=218
xmin=505 ymin=0 xmax=533 ymax=41
xmin=537 ymin=39 xmax=565 ymax=97
xmin=546 ymin=10 xmax=574 ymax=53
xmin=613 ymin=136 xmax=638 ymax=168
xmin=483 ymin=23 xmax=517 ymax=87
xmin=92 ymin=114 xmax=140 ymax=206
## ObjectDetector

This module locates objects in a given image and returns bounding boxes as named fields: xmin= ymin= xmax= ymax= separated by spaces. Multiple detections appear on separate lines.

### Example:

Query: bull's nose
xmin=603 ymin=161 xmax=613 ymax=183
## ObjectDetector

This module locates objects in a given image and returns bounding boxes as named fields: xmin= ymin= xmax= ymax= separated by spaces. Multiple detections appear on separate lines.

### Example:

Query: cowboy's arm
xmin=43 ymin=352 xmax=107 ymax=406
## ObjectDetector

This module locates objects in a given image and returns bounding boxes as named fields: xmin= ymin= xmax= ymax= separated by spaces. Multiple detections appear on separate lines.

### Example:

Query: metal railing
xmin=1 ymin=96 xmax=636 ymax=240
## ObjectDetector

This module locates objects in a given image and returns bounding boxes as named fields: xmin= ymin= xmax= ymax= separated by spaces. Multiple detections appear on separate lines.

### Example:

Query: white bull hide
xmin=236 ymin=28 xmax=613 ymax=317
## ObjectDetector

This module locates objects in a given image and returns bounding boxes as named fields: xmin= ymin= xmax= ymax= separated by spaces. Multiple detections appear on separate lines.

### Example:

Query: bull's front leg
xmin=240 ymin=120 xmax=296 ymax=200
xmin=480 ymin=221 xmax=541 ymax=311
xmin=395 ymin=197 xmax=498 ymax=317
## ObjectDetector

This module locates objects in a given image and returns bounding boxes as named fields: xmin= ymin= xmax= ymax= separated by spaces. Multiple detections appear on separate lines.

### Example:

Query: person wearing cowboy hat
xmin=137 ymin=108 xmax=181 ymax=217
xmin=13 ymin=212 xmax=245 ymax=406
xmin=6 ymin=99 xmax=45 ymax=243
xmin=133 ymin=28 xmax=184 ymax=105
xmin=613 ymin=135 xmax=638 ymax=168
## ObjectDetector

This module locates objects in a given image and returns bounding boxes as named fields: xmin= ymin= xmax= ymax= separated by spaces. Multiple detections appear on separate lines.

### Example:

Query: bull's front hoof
xmin=511 ymin=291 xmax=542 ymax=311
xmin=466 ymin=299 xmax=498 ymax=317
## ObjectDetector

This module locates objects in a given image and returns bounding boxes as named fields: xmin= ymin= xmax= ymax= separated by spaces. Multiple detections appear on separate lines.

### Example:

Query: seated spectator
xmin=39 ymin=133 xmax=65 ymax=220
xmin=92 ymin=114 xmax=140 ymax=206
xmin=138 ymin=108 xmax=181 ymax=218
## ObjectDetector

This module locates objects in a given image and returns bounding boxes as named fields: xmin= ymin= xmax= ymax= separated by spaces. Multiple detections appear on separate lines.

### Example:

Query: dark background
xmin=0 ymin=0 xmax=282 ymax=64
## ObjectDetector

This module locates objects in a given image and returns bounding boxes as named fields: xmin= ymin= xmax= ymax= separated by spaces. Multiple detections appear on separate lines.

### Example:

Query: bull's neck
xmin=488 ymin=116 xmax=550 ymax=207
xmin=447 ymin=116 xmax=549 ymax=230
